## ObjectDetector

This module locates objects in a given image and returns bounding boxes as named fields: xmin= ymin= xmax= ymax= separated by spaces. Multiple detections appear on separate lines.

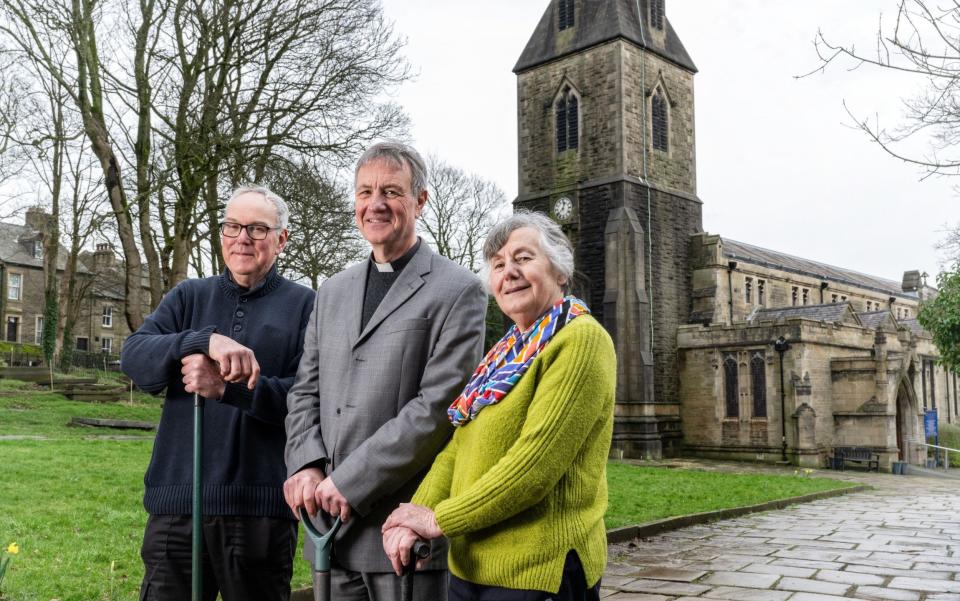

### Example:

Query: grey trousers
xmin=311 ymin=566 xmax=447 ymax=601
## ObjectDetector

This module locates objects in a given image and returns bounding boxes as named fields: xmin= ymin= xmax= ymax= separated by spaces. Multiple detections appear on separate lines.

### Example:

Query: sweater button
xmin=236 ymin=309 xmax=245 ymax=318
xmin=233 ymin=324 xmax=242 ymax=332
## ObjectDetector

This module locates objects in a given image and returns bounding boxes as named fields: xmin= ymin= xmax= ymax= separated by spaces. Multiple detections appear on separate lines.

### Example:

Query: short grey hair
xmin=355 ymin=141 xmax=428 ymax=198
xmin=227 ymin=185 xmax=289 ymax=229
xmin=482 ymin=211 xmax=575 ymax=293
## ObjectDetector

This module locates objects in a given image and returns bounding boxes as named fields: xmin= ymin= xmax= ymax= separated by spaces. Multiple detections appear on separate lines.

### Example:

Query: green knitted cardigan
xmin=412 ymin=315 xmax=616 ymax=593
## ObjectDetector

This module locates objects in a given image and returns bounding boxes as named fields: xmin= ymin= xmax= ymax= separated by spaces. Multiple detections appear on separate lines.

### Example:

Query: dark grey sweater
xmin=121 ymin=264 xmax=314 ymax=518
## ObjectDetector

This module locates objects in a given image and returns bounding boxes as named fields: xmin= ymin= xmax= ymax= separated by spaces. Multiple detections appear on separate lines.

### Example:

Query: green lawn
xmin=0 ymin=381 xmax=855 ymax=600
xmin=605 ymin=462 xmax=852 ymax=528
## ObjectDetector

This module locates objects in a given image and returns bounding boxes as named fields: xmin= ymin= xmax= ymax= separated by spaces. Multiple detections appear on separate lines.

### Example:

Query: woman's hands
xmin=381 ymin=503 xmax=443 ymax=576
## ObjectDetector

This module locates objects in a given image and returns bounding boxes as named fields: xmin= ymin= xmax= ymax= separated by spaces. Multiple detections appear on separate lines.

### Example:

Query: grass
xmin=939 ymin=423 xmax=960 ymax=464
xmin=0 ymin=378 xmax=856 ymax=599
xmin=605 ymin=462 xmax=854 ymax=529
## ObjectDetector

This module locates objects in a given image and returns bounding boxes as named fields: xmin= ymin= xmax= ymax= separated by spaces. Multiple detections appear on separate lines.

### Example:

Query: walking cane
xmin=192 ymin=392 xmax=204 ymax=601
xmin=299 ymin=507 xmax=342 ymax=601
xmin=400 ymin=540 xmax=431 ymax=601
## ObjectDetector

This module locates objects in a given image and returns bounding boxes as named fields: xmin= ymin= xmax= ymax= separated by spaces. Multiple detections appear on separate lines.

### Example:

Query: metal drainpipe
xmin=775 ymin=336 xmax=791 ymax=463
xmin=636 ymin=0 xmax=655 ymax=358
xmin=726 ymin=261 xmax=737 ymax=324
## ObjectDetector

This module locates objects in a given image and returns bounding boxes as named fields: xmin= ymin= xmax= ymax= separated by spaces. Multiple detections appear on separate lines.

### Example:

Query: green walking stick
xmin=193 ymin=392 xmax=204 ymax=601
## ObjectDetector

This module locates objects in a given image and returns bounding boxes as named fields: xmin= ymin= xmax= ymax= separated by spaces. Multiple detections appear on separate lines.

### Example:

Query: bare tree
xmin=150 ymin=0 xmax=409 ymax=285
xmin=807 ymin=1 xmax=960 ymax=178
xmin=1 ymin=0 xmax=147 ymax=331
xmin=419 ymin=156 xmax=508 ymax=272
xmin=265 ymin=160 xmax=363 ymax=288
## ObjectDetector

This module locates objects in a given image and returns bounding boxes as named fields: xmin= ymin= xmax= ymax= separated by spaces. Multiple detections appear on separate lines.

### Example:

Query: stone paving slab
xmin=605 ymin=462 xmax=958 ymax=600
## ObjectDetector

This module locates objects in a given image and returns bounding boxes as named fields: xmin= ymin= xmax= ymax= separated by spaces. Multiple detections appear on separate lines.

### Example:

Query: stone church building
xmin=514 ymin=0 xmax=952 ymax=469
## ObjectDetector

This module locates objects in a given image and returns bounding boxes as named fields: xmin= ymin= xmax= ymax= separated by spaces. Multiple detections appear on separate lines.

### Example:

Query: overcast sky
xmin=379 ymin=0 xmax=960 ymax=284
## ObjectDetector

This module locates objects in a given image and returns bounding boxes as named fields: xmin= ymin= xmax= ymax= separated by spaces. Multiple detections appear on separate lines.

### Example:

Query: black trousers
xmin=448 ymin=551 xmax=601 ymax=601
xmin=139 ymin=514 xmax=297 ymax=601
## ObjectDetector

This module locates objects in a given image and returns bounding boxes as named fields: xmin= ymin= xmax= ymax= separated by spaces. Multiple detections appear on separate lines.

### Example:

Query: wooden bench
xmin=828 ymin=447 xmax=879 ymax=472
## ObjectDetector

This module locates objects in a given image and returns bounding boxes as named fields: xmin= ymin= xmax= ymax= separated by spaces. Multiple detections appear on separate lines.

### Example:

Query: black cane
xmin=299 ymin=507 xmax=343 ymax=601
xmin=400 ymin=540 xmax=431 ymax=601
xmin=192 ymin=392 xmax=204 ymax=601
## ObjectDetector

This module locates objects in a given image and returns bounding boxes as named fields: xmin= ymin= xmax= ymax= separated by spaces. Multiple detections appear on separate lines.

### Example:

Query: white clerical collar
xmin=373 ymin=261 xmax=394 ymax=273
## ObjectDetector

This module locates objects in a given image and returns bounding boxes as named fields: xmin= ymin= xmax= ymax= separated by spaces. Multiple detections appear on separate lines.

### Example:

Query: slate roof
xmin=748 ymin=302 xmax=861 ymax=326
xmin=857 ymin=310 xmax=895 ymax=331
xmin=514 ymin=0 xmax=697 ymax=73
xmin=723 ymin=238 xmax=914 ymax=300
xmin=0 ymin=221 xmax=89 ymax=273
xmin=899 ymin=318 xmax=931 ymax=338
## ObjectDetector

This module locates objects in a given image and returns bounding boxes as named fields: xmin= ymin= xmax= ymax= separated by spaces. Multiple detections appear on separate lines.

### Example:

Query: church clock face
xmin=553 ymin=196 xmax=573 ymax=222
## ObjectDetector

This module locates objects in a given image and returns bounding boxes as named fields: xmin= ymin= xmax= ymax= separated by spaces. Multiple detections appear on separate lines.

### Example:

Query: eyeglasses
xmin=220 ymin=222 xmax=281 ymax=240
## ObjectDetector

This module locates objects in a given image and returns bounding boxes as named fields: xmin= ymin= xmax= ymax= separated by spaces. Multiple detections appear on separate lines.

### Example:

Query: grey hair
xmin=481 ymin=210 xmax=575 ymax=293
xmin=355 ymin=141 xmax=428 ymax=198
xmin=227 ymin=185 xmax=290 ymax=229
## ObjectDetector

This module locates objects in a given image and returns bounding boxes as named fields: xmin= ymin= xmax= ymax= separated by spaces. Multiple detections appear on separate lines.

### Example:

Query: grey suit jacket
xmin=285 ymin=242 xmax=486 ymax=572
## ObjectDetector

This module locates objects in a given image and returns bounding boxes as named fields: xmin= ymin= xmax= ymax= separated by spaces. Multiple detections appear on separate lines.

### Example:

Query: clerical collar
xmin=371 ymin=239 xmax=420 ymax=273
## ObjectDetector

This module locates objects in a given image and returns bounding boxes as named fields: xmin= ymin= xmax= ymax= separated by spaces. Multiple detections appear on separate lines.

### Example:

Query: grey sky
xmin=380 ymin=0 xmax=960 ymax=284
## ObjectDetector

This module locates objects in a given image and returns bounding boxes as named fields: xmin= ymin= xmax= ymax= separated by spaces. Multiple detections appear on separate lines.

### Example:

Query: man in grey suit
xmin=284 ymin=141 xmax=486 ymax=600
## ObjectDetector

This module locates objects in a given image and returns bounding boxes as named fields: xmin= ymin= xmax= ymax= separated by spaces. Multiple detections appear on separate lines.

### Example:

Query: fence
xmin=0 ymin=344 xmax=121 ymax=372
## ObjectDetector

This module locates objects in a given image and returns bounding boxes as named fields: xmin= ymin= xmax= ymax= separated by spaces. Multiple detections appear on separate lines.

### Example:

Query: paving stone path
xmin=603 ymin=468 xmax=959 ymax=601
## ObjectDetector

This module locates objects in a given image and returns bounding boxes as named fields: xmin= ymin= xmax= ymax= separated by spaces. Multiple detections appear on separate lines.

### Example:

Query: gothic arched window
xmin=650 ymin=0 xmax=664 ymax=30
xmin=750 ymin=351 xmax=767 ymax=418
xmin=652 ymin=87 xmax=668 ymax=152
xmin=555 ymin=86 xmax=579 ymax=153
xmin=723 ymin=353 xmax=739 ymax=418
xmin=558 ymin=0 xmax=575 ymax=31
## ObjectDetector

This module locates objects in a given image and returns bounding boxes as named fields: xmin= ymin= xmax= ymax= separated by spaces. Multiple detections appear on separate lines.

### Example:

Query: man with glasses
xmin=122 ymin=186 xmax=315 ymax=601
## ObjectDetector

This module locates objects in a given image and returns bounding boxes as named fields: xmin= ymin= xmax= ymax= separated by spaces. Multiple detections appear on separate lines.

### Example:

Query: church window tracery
xmin=744 ymin=277 xmax=752 ymax=304
xmin=723 ymin=353 xmax=739 ymax=418
xmin=757 ymin=280 xmax=765 ymax=305
xmin=750 ymin=351 xmax=767 ymax=418
xmin=801 ymin=288 xmax=809 ymax=305
xmin=558 ymin=0 xmax=575 ymax=31
xmin=652 ymin=87 xmax=668 ymax=152
xmin=555 ymin=86 xmax=579 ymax=153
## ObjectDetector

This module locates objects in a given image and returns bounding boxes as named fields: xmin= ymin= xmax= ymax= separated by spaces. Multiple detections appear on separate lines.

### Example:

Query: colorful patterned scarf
xmin=448 ymin=296 xmax=590 ymax=427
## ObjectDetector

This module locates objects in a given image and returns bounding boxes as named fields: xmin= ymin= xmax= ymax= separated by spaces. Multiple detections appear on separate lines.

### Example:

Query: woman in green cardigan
xmin=382 ymin=211 xmax=616 ymax=601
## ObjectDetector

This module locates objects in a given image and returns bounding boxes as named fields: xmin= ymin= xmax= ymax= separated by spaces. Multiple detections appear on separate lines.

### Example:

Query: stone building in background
xmin=515 ymin=0 xmax=950 ymax=467
xmin=0 ymin=208 xmax=147 ymax=363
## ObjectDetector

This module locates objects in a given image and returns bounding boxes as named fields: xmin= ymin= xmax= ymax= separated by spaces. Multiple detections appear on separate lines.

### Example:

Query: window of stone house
xmin=831 ymin=293 xmax=838 ymax=303
xmin=757 ymin=280 xmax=765 ymax=306
xmin=750 ymin=351 xmax=767 ymax=418
xmin=101 ymin=337 xmax=113 ymax=354
xmin=102 ymin=306 xmax=113 ymax=328
xmin=840 ymin=295 xmax=847 ymax=302
xmin=791 ymin=286 xmax=798 ymax=306
xmin=76 ymin=337 xmax=89 ymax=351
xmin=35 ymin=316 xmax=43 ymax=345
xmin=801 ymin=288 xmax=809 ymax=305
xmin=866 ymin=301 xmax=872 ymax=311
xmin=6 ymin=316 xmax=19 ymax=342
xmin=558 ymin=0 xmax=575 ymax=31
xmin=555 ymin=87 xmax=579 ymax=153
xmin=744 ymin=277 xmax=753 ymax=304
xmin=723 ymin=353 xmax=739 ymax=418
xmin=921 ymin=359 xmax=928 ymax=410
xmin=33 ymin=240 xmax=43 ymax=259
xmin=650 ymin=0 xmax=664 ymax=30
xmin=652 ymin=87 xmax=669 ymax=152
xmin=954 ymin=373 xmax=958 ymax=421
xmin=7 ymin=273 xmax=21 ymax=301
xmin=903 ymin=308 xmax=909 ymax=318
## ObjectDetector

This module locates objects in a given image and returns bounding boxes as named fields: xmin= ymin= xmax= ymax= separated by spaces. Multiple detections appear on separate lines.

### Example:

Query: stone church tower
xmin=514 ymin=0 xmax=702 ymax=458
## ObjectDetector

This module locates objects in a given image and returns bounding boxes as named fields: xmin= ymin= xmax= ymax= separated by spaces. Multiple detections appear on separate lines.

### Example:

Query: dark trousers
xmin=449 ymin=551 xmax=601 ymax=601
xmin=139 ymin=514 xmax=296 ymax=601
